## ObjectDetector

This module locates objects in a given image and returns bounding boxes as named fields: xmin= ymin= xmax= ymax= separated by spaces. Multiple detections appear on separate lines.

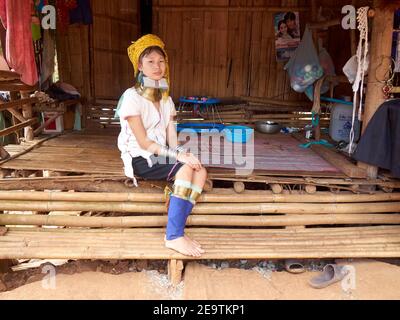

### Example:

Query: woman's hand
xmin=177 ymin=152 xmax=202 ymax=171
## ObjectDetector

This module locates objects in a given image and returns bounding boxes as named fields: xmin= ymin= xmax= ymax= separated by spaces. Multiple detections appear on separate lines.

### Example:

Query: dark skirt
xmin=132 ymin=155 xmax=185 ymax=181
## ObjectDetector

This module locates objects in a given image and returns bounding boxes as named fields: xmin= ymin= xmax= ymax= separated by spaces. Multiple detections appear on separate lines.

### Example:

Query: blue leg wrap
xmin=166 ymin=195 xmax=190 ymax=240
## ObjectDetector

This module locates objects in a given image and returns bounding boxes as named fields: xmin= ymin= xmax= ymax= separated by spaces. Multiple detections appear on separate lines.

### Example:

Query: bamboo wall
xmin=56 ymin=24 xmax=91 ymax=100
xmin=91 ymin=0 xmax=139 ymax=100
xmin=57 ymin=0 xmax=139 ymax=102
xmin=153 ymin=0 xmax=361 ymax=100
xmin=56 ymin=0 xmax=371 ymax=104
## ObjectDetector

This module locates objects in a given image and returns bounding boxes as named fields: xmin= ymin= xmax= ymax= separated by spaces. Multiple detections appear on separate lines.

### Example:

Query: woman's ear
xmin=138 ymin=63 xmax=143 ymax=71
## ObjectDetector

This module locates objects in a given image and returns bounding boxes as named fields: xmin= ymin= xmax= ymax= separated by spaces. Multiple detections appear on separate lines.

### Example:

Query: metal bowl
xmin=255 ymin=121 xmax=282 ymax=134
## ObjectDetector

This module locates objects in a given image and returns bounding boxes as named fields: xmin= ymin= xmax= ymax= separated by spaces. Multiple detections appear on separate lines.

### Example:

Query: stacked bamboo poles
xmin=1 ymin=226 xmax=400 ymax=259
xmin=0 ymin=190 xmax=399 ymax=228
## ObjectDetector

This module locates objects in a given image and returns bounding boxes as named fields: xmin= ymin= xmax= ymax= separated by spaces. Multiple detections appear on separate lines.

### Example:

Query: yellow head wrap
xmin=127 ymin=34 xmax=170 ymax=98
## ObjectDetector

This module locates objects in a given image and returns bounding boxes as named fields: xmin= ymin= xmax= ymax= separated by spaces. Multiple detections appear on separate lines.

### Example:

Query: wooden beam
xmin=154 ymin=6 xmax=310 ymax=12
xmin=0 ymin=80 xmax=37 ymax=92
xmin=0 ymin=97 xmax=38 ymax=112
xmin=358 ymin=1 xmax=394 ymax=179
xmin=240 ymin=96 xmax=312 ymax=108
xmin=0 ymin=118 xmax=37 ymax=137
xmin=6 ymin=108 xmax=26 ymax=123
xmin=293 ymin=133 xmax=367 ymax=178
xmin=0 ymin=147 xmax=10 ymax=160
xmin=0 ymin=70 xmax=21 ymax=81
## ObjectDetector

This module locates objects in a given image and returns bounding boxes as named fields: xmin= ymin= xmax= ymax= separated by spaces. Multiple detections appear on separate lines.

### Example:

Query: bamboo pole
xmin=1 ymin=248 xmax=399 ymax=260
xmin=6 ymin=225 xmax=399 ymax=236
xmin=2 ymin=213 xmax=399 ymax=228
xmin=1 ymin=190 xmax=400 ymax=203
xmin=240 ymin=96 xmax=312 ymax=108
xmin=0 ymin=200 xmax=398 ymax=214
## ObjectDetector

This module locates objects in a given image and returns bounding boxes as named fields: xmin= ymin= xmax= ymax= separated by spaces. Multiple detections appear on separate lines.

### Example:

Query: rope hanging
xmin=349 ymin=6 xmax=369 ymax=155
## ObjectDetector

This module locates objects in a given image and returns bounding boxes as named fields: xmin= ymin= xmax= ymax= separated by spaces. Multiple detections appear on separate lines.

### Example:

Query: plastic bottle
xmin=329 ymin=97 xmax=360 ymax=143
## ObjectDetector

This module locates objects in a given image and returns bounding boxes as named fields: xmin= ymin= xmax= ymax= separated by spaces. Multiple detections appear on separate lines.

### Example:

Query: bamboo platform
xmin=0 ymin=126 xmax=352 ymax=178
xmin=1 ymin=226 xmax=399 ymax=260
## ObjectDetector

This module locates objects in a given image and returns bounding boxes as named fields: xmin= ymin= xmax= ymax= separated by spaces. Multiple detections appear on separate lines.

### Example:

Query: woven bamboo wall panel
xmin=92 ymin=0 xmax=138 ymax=100
xmin=153 ymin=0 xmax=359 ymax=100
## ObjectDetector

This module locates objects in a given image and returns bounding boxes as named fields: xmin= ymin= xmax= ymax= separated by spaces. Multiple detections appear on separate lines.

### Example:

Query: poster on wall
xmin=274 ymin=11 xmax=301 ymax=62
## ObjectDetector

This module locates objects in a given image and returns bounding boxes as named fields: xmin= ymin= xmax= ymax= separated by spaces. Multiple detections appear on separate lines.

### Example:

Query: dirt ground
xmin=1 ymin=259 xmax=400 ymax=300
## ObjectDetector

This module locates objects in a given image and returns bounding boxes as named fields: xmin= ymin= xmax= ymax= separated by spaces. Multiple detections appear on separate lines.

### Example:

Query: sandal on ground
xmin=308 ymin=264 xmax=349 ymax=289
xmin=284 ymin=259 xmax=306 ymax=274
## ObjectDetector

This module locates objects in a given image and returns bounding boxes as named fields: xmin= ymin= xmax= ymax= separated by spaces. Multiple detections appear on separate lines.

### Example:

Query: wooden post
xmin=168 ymin=259 xmax=184 ymax=286
xmin=357 ymin=1 xmax=394 ymax=180
xmin=9 ymin=92 xmax=20 ymax=143
xmin=363 ymin=0 xmax=395 ymax=130
xmin=20 ymin=91 xmax=34 ymax=141
xmin=0 ymin=147 xmax=9 ymax=160
xmin=0 ymin=227 xmax=11 ymax=278
xmin=311 ymin=0 xmax=321 ymax=141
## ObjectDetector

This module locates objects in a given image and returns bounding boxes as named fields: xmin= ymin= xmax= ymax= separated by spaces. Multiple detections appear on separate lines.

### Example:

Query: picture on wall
xmin=274 ymin=11 xmax=301 ymax=62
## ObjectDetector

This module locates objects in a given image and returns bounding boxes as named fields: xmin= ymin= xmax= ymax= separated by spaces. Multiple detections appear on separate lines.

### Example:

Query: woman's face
xmin=279 ymin=23 xmax=288 ymax=34
xmin=139 ymin=50 xmax=166 ymax=81
xmin=286 ymin=18 xmax=296 ymax=30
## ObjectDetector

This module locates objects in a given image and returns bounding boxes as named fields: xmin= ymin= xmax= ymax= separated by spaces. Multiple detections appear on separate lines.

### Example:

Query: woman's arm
xmin=127 ymin=116 xmax=162 ymax=155
xmin=166 ymin=116 xmax=178 ymax=149
xmin=128 ymin=115 xmax=203 ymax=170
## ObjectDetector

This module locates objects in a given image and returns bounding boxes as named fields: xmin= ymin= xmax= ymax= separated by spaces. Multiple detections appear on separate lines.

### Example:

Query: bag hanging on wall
xmin=284 ymin=26 xmax=323 ymax=93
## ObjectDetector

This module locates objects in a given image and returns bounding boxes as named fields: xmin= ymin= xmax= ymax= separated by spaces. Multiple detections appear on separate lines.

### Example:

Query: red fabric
xmin=56 ymin=0 xmax=77 ymax=32
xmin=0 ymin=0 xmax=38 ymax=85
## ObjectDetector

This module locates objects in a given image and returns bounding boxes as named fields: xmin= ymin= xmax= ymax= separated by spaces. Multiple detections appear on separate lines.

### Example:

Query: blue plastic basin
xmin=224 ymin=125 xmax=254 ymax=143
xmin=177 ymin=123 xmax=225 ymax=133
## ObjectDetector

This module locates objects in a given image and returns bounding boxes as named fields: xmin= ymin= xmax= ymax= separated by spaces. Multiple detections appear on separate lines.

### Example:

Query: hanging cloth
xmin=0 ymin=0 xmax=38 ymax=86
xmin=56 ymin=0 xmax=77 ymax=32
xmin=69 ymin=0 xmax=93 ymax=25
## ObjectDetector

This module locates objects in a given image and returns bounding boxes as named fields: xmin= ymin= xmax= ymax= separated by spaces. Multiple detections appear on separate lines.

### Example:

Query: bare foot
xmin=164 ymin=235 xmax=202 ymax=248
xmin=184 ymin=234 xmax=202 ymax=248
xmin=165 ymin=236 xmax=205 ymax=257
